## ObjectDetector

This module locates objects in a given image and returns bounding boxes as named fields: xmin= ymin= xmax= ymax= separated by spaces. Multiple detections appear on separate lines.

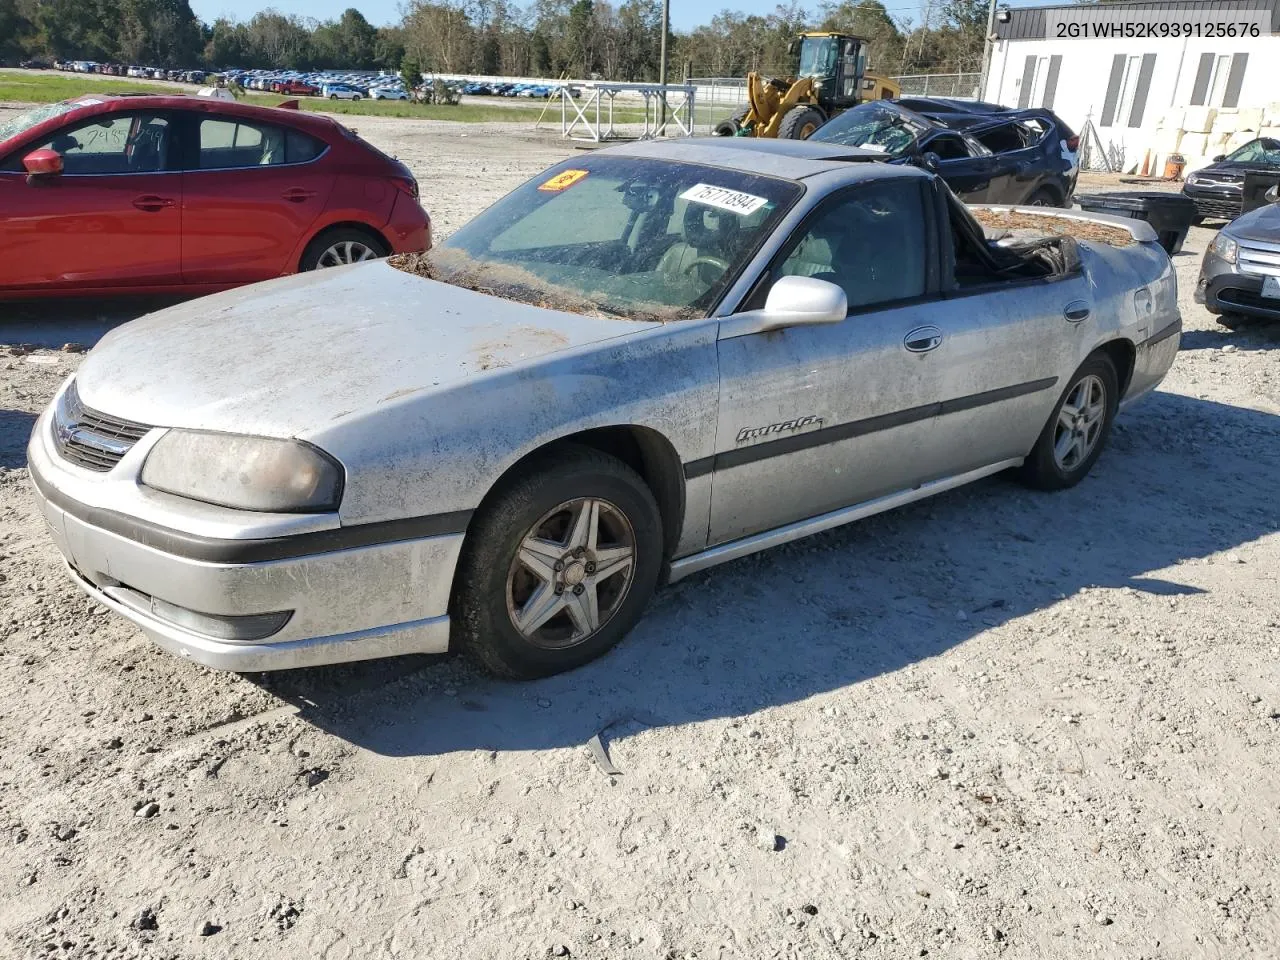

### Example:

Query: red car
xmin=0 ymin=95 xmax=430 ymax=298
xmin=274 ymin=80 xmax=320 ymax=96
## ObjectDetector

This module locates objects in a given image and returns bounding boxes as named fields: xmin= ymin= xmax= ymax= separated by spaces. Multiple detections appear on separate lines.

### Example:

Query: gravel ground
xmin=2 ymin=110 xmax=1280 ymax=960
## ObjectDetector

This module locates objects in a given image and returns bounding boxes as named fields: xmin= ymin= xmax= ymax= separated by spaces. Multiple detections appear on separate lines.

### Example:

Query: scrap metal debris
xmin=586 ymin=712 xmax=667 ymax=777
xmin=972 ymin=208 xmax=1135 ymax=247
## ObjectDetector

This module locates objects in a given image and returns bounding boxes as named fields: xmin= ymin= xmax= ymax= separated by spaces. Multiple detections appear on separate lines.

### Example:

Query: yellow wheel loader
xmin=713 ymin=33 xmax=901 ymax=140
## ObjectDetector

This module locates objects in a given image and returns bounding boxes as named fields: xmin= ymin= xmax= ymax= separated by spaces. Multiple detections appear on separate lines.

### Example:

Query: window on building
xmin=1100 ymin=53 xmax=1156 ymax=128
xmin=1190 ymin=52 xmax=1248 ymax=108
xmin=1016 ymin=54 xmax=1061 ymax=109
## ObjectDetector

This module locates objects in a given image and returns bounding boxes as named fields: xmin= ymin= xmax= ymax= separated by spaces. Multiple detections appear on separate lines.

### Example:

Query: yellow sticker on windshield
xmin=539 ymin=169 xmax=589 ymax=192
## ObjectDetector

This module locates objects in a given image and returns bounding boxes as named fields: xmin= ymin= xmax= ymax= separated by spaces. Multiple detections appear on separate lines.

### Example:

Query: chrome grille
xmin=1238 ymin=237 xmax=1280 ymax=279
xmin=51 ymin=381 xmax=152 ymax=472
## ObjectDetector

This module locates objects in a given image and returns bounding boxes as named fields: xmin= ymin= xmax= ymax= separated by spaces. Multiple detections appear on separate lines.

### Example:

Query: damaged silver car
xmin=28 ymin=139 xmax=1181 ymax=679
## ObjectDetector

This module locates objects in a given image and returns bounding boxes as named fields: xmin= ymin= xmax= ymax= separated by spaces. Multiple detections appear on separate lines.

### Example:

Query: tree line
xmin=0 ymin=0 xmax=987 ymax=81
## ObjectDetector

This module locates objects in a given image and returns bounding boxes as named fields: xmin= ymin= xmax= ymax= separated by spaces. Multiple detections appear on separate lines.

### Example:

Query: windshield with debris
xmin=0 ymin=100 xmax=84 ymax=147
xmin=808 ymin=101 xmax=927 ymax=155
xmin=416 ymin=155 xmax=802 ymax=321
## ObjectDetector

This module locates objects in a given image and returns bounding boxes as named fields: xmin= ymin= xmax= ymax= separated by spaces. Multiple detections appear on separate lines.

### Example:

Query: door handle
xmin=281 ymin=188 xmax=317 ymax=202
xmin=904 ymin=325 xmax=943 ymax=353
xmin=132 ymin=195 xmax=174 ymax=212
xmin=1064 ymin=301 xmax=1092 ymax=322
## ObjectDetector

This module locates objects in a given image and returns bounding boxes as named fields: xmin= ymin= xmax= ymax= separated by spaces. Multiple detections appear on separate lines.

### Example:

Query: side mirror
xmin=1212 ymin=154 xmax=1226 ymax=162
xmin=1267 ymin=184 xmax=1280 ymax=204
xmin=722 ymin=276 xmax=848 ymax=338
xmin=23 ymin=148 xmax=62 ymax=178
xmin=919 ymin=151 xmax=942 ymax=172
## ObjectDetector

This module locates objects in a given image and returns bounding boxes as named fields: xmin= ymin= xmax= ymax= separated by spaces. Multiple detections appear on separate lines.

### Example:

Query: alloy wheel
xmin=316 ymin=240 xmax=378 ymax=268
xmin=505 ymin=497 xmax=637 ymax=650
xmin=1053 ymin=374 xmax=1106 ymax=470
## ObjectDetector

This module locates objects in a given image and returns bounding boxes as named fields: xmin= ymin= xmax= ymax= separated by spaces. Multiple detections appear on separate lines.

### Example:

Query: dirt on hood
xmin=972 ymin=208 xmax=1136 ymax=247
xmin=389 ymin=250 xmax=698 ymax=324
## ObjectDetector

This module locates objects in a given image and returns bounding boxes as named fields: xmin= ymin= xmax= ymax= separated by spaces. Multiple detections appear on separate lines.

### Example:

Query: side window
xmin=925 ymin=134 xmax=971 ymax=161
xmin=775 ymin=180 xmax=928 ymax=311
xmin=25 ymin=113 xmax=170 ymax=175
xmin=197 ymin=119 xmax=318 ymax=168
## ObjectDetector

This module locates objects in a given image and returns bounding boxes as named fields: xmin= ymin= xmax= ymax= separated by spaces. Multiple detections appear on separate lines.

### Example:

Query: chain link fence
xmin=893 ymin=73 xmax=982 ymax=99
xmin=689 ymin=72 xmax=985 ymax=133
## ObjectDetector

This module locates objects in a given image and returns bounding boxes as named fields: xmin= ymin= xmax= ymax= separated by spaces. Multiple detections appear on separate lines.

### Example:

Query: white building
xmin=982 ymin=0 xmax=1280 ymax=173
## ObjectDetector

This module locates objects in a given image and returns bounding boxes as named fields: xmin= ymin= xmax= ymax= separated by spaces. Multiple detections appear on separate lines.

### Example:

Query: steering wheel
xmin=685 ymin=255 xmax=730 ymax=280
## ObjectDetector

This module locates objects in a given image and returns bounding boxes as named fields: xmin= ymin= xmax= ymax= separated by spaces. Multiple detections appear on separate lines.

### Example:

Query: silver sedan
xmin=28 ymin=139 xmax=1181 ymax=678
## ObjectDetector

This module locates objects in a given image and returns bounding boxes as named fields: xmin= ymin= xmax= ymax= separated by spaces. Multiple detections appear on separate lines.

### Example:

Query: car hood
xmin=1190 ymin=161 xmax=1279 ymax=184
xmin=1225 ymin=202 xmax=1280 ymax=243
xmin=73 ymin=262 xmax=643 ymax=438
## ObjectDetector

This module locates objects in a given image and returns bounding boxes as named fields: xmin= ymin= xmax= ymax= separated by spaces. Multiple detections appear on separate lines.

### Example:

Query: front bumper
xmin=1196 ymin=271 xmax=1280 ymax=319
xmin=1181 ymin=185 xmax=1241 ymax=221
xmin=28 ymin=409 xmax=462 ymax=671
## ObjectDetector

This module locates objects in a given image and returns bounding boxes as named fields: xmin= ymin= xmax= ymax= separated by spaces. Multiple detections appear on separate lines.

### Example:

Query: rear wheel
xmin=300 ymin=227 xmax=389 ymax=271
xmin=328 ymin=94 xmax=337 ymax=100
xmin=777 ymin=105 xmax=825 ymax=140
xmin=451 ymin=446 xmax=663 ymax=679
xmin=1018 ymin=353 xmax=1118 ymax=490
xmin=1026 ymin=187 xmax=1061 ymax=207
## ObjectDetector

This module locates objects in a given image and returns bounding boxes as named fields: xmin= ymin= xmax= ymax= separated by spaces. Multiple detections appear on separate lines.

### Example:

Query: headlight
xmin=1184 ymin=174 xmax=1200 ymax=186
xmin=141 ymin=431 xmax=343 ymax=512
xmin=1209 ymin=232 xmax=1238 ymax=264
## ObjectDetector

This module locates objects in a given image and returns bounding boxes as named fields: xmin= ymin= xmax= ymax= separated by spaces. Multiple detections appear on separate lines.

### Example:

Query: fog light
xmin=148 ymin=597 xmax=292 ymax=642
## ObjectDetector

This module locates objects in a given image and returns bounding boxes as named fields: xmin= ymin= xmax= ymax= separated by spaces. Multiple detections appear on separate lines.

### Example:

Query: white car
xmin=322 ymin=84 xmax=364 ymax=101
xmin=371 ymin=88 xmax=409 ymax=101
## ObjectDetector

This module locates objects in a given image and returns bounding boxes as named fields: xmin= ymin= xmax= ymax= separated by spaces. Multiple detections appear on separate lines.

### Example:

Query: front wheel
xmin=328 ymin=94 xmax=337 ymax=100
xmin=777 ymin=105 xmax=825 ymax=140
xmin=1018 ymin=353 xmax=1118 ymax=490
xmin=451 ymin=446 xmax=663 ymax=679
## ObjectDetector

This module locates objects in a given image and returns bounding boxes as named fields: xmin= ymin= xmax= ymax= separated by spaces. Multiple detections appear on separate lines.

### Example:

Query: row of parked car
xmin=15 ymin=58 xmax=210 ymax=84
xmin=461 ymin=81 xmax=562 ymax=99
xmin=223 ymin=70 xmax=413 ymax=101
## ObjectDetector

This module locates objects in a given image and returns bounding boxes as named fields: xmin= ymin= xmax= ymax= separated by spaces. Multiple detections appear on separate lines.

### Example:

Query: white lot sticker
xmin=75 ymin=97 xmax=105 ymax=106
xmin=680 ymin=183 xmax=768 ymax=216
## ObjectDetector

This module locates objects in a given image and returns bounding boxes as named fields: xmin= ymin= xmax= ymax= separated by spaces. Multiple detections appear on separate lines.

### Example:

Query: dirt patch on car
xmin=389 ymin=250 xmax=696 ymax=323
xmin=972 ymin=208 xmax=1136 ymax=247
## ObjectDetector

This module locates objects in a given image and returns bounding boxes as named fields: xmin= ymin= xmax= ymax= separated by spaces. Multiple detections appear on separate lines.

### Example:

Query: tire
xmin=299 ymin=227 xmax=389 ymax=271
xmin=352 ymin=95 xmax=362 ymax=101
xmin=1216 ymin=312 xmax=1252 ymax=330
xmin=1025 ymin=187 xmax=1061 ymax=207
xmin=777 ymin=105 xmax=825 ymax=140
xmin=328 ymin=94 xmax=337 ymax=100
xmin=1018 ymin=353 xmax=1119 ymax=491
xmin=451 ymin=445 xmax=663 ymax=679
xmin=713 ymin=109 xmax=748 ymax=137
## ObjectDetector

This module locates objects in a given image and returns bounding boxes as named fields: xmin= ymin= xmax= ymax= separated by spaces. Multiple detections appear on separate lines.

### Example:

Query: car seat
xmin=657 ymin=202 xmax=741 ymax=280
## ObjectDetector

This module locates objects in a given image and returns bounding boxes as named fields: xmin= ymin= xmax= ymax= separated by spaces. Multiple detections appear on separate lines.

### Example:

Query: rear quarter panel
xmin=1076 ymin=237 xmax=1178 ymax=402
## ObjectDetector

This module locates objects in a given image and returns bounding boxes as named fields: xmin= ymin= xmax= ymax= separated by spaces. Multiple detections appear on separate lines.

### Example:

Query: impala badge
xmin=736 ymin=415 xmax=824 ymax=444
